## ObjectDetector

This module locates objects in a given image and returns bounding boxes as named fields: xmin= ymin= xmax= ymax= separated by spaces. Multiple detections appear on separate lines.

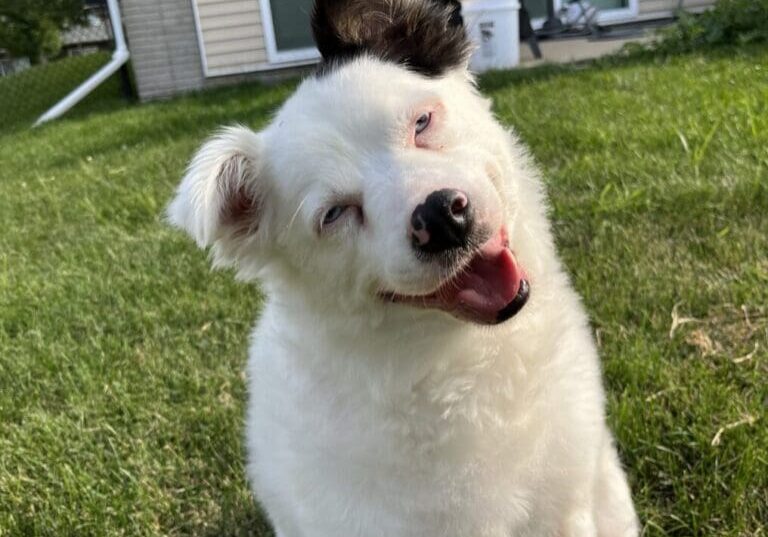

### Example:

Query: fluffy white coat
xmin=168 ymin=55 xmax=639 ymax=536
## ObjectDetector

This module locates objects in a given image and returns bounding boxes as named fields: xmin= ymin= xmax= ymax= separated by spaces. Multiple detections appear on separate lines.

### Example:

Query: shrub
xmin=630 ymin=0 xmax=768 ymax=55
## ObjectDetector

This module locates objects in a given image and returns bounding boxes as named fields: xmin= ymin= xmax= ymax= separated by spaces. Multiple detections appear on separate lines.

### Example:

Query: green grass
xmin=1 ymin=46 xmax=766 ymax=536
xmin=0 ymin=52 xmax=125 ymax=133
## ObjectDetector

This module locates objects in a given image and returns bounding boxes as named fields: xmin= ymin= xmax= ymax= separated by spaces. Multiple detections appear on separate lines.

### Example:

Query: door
xmin=260 ymin=0 xmax=319 ymax=63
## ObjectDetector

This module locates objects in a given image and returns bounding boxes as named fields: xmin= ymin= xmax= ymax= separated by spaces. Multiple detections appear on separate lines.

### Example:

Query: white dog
xmin=168 ymin=1 xmax=639 ymax=535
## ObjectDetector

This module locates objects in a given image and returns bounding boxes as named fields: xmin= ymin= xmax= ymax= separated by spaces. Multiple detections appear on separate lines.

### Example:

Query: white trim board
xmin=258 ymin=0 xmax=320 ymax=64
xmin=190 ymin=0 xmax=211 ymax=77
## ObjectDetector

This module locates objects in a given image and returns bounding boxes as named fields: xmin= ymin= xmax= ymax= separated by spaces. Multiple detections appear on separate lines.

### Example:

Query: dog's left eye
xmin=415 ymin=113 xmax=432 ymax=135
xmin=322 ymin=205 xmax=348 ymax=227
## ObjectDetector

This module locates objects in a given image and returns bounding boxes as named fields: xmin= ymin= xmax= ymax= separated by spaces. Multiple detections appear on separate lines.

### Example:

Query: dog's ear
xmin=311 ymin=0 xmax=470 ymax=77
xmin=167 ymin=126 xmax=269 ymax=267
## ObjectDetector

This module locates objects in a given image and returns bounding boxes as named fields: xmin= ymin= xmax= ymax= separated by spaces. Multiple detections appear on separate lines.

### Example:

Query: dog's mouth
xmin=381 ymin=228 xmax=530 ymax=325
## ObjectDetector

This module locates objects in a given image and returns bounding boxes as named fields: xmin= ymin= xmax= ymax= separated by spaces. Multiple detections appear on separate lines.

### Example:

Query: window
xmin=260 ymin=0 xmax=320 ymax=63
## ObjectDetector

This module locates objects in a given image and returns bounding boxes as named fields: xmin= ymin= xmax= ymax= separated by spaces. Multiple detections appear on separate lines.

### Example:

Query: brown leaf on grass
xmin=685 ymin=329 xmax=720 ymax=356
xmin=711 ymin=414 xmax=759 ymax=447
xmin=733 ymin=342 xmax=760 ymax=364
xmin=673 ymin=304 xmax=767 ymax=362
xmin=669 ymin=301 xmax=700 ymax=339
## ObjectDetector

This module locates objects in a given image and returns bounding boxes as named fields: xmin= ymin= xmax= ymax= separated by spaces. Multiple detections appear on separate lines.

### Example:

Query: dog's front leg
xmin=559 ymin=489 xmax=598 ymax=537
xmin=592 ymin=435 xmax=640 ymax=537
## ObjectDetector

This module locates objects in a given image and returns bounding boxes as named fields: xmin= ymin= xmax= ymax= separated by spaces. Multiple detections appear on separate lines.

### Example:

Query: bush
xmin=630 ymin=0 xmax=768 ymax=55
xmin=0 ymin=0 xmax=87 ymax=63
xmin=657 ymin=0 xmax=768 ymax=52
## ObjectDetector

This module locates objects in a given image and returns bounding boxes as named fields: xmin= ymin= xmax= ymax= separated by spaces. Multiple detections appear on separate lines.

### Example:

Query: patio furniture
xmin=519 ymin=1 xmax=543 ymax=59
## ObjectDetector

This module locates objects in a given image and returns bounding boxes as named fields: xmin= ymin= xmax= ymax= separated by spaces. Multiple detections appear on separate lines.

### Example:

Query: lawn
xmin=1 ymin=46 xmax=766 ymax=536
xmin=0 ymin=52 xmax=125 ymax=132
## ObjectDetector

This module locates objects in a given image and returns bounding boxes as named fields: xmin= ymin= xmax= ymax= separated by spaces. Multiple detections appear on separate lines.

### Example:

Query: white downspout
xmin=34 ymin=0 xmax=130 ymax=127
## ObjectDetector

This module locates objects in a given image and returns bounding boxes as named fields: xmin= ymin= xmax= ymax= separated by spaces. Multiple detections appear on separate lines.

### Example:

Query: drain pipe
xmin=35 ymin=0 xmax=129 ymax=126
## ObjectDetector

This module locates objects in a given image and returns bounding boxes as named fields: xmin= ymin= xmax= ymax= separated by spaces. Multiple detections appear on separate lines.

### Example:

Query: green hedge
xmin=635 ymin=0 xmax=768 ymax=55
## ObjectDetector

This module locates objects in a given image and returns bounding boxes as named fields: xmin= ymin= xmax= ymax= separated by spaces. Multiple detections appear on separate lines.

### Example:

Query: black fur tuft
xmin=312 ymin=0 xmax=471 ymax=78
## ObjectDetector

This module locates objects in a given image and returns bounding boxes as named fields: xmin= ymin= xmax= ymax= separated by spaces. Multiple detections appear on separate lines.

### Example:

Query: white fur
xmin=168 ymin=56 xmax=639 ymax=537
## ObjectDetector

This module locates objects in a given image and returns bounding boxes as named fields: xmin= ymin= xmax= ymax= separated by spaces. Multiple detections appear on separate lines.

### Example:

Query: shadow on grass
xmin=11 ymin=81 xmax=297 ymax=176
xmin=478 ymin=42 xmax=768 ymax=93
xmin=203 ymin=502 xmax=276 ymax=537
xmin=6 ymin=43 xmax=767 ymax=142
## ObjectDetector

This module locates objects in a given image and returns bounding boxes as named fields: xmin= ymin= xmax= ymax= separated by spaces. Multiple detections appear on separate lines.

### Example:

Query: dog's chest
xmin=245 ymin=327 xmax=563 ymax=535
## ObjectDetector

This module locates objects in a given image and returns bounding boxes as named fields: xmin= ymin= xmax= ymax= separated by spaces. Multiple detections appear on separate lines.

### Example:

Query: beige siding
xmin=194 ymin=0 xmax=268 ymax=76
xmin=639 ymin=0 xmax=716 ymax=17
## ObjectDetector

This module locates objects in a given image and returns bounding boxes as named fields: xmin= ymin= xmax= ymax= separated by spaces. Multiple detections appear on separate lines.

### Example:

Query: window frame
xmin=258 ymin=0 xmax=320 ymax=64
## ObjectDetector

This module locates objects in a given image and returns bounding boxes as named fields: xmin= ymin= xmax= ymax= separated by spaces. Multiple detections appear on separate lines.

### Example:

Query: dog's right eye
xmin=415 ymin=113 xmax=432 ymax=136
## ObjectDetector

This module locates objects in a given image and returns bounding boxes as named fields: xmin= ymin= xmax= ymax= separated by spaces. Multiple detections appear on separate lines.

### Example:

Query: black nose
xmin=411 ymin=189 xmax=474 ymax=254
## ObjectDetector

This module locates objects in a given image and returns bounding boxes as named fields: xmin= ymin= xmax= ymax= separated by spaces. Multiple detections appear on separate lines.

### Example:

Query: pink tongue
xmin=441 ymin=234 xmax=522 ymax=321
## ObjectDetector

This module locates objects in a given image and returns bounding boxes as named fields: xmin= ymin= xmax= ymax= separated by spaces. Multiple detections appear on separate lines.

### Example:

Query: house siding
xmin=194 ymin=0 xmax=269 ymax=76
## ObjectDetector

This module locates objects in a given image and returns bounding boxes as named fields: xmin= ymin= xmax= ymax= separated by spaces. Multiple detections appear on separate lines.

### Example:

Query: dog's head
xmin=168 ymin=0 xmax=535 ymax=326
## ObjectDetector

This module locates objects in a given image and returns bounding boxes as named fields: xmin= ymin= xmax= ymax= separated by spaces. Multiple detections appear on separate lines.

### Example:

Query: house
xmin=0 ymin=52 xmax=30 ymax=77
xmin=120 ymin=0 xmax=717 ymax=101
xmin=61 ymin=1 xmax=114 ymax=57
xmin=0 ymin=0 xmax=111 ymax=77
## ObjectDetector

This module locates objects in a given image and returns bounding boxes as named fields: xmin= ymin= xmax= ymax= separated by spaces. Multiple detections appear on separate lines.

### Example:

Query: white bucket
xmin=462 ymin=0 xmax=521 ymax=73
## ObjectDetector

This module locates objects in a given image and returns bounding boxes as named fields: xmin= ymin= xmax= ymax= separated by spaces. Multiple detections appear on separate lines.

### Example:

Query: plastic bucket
xmin=462 ymin=0 xmax=521 ymax=72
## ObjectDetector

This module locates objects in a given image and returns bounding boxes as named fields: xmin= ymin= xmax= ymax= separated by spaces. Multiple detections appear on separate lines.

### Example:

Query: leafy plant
xmin=658 ymin=0 xmax=768 ymax=52
xmin=0 ymin=0 xmax=86 ymax=63
xmin=625 ymin=0 xmax=768 ymax=55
